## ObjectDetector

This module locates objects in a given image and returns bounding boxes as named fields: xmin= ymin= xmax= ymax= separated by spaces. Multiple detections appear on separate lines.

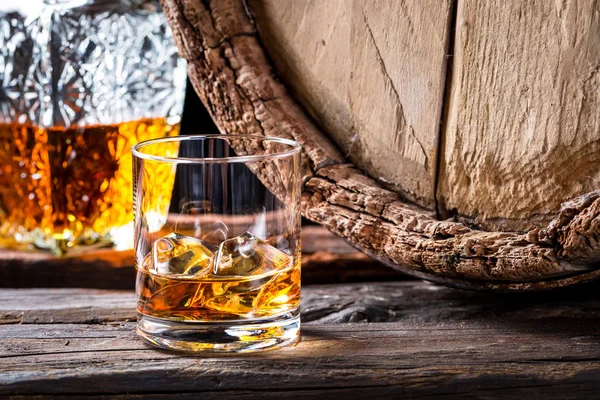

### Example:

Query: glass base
xmin=136 ymin=313 xmax=300 ymax=353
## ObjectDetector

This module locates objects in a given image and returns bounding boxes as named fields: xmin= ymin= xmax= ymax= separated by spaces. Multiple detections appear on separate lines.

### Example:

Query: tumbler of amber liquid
xmin=133 ymin=135 xmax=302 ymax=352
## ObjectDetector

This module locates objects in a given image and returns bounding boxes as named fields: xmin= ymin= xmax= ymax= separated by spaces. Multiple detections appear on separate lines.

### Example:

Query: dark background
xmin=178 ymin=79 xmax=313 ymax=225
xmin=179 ymin=79 xmax=219 ymax=136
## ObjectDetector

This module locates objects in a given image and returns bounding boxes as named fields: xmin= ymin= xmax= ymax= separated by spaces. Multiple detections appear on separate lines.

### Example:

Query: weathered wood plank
xmin=301 ymin=280 xmax=600 ymax=323
xmin=250 ymin=0 xmax=452 ymax=207
xmin=3 ymin=281 xmax=599 ymax=325
xmin=1 ymin=283 xmax=600 ymax=397
xmin=438 ymin=0 xmax=600 ymax=231
xmin=0 ymin=289 xmax=136 ymax=324
xmin=0 ymin=226 xmax=398 ymax=289
xmin=1 ymin=321 xmax=600 ymax=397
xmin=7 ymin=385 xmax=600 ymax=400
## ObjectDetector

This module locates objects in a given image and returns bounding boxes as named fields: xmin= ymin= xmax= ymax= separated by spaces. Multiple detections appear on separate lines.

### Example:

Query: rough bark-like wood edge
xmin=160 ymin=0 xmax=600 ymax=291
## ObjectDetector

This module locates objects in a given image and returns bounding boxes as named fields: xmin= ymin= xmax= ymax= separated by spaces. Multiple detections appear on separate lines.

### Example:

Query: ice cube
xmin=213 ymin=232 xmax=291 ymax=277
xmin=199 ymin=220 xmax=229 ymax=245
xmin=152 ymin=233 xmax=217 ymax=276
xmin=175 ymin=200 xmax=213 ymax=237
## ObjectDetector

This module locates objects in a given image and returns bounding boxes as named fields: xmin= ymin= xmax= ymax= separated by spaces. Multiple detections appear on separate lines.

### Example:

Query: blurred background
xmin=179 ymin=81 xmax=218 ymax=137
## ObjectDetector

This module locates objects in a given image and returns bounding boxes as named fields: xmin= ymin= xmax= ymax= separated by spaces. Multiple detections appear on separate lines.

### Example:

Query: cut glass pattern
xmin=1 ymin=0 xmax=186 ymax=127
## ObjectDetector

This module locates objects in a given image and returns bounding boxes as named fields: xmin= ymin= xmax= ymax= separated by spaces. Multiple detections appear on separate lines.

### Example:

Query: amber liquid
xmin=0 ymin=118 xmax=179 ymax=253
xmin=136 ymin=254 xmax=301 ymax=322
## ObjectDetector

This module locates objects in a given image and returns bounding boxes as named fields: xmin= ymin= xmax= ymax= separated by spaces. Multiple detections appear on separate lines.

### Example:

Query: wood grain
xmin=3 ymin=281 xmax=599 ymax=325
xmin=1 ymin=283 xmax=600 ymax=397
xmin=304 ymin=164 xmax=600 ymax=288
xmin=3 ymin=322 xmax=599 ymax=398
xmin=158 ymin=0 xmax=600 ymax=289
xmin=438 ymin=0 xmax=600 ymax=231
xmin=250 ymin=0 xmax=452 ymax=207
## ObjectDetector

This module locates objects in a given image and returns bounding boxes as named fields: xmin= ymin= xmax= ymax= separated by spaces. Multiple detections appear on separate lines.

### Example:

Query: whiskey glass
xmin=0 ymin=0 xmax=186 ymax=254
xmin=132 ymin=135 xmax=302 ymax=352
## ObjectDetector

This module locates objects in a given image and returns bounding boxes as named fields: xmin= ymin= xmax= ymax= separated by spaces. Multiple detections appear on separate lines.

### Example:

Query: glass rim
xmin=132 ymin=134 xmax=302 ymax=164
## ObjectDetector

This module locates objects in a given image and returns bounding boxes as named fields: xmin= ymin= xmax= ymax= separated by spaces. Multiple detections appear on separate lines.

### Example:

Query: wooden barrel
xmin=160 ymin=0 xmax=600 ymax=291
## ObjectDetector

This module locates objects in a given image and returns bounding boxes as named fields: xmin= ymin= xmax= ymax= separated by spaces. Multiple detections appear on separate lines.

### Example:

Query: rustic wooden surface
xmin=0 ymin=226 xmax=399 ymax=289
xmin=157 ymin=0 xmax=600 ymax=289
xmin=2 ymin=281 xmax=600 ymax=398
xmin=438 ymin=0 xmax=600 ymax=231
xmin=250 ymin=0 xmax=452 ymax=207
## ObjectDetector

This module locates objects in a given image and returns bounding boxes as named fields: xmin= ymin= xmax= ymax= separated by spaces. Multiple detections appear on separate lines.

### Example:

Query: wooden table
xmin=2 ymin=280 xmax=600 ymax=398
